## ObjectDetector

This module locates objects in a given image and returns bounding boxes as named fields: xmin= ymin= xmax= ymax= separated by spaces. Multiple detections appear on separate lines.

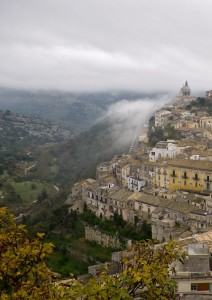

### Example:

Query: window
xmin=191 ymin=283 xmax=197 ymax=291
xmin=184 ymin=181 xmax=187 ymax=186
xmin=191 ymin=283 xmax=209 ymax=291
xmin=173 ymin=178 xmax=175 ymax=184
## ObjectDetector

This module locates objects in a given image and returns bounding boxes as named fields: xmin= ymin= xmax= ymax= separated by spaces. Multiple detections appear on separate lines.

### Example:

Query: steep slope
xmin=34 ymin=118 xmax=131 ymax=189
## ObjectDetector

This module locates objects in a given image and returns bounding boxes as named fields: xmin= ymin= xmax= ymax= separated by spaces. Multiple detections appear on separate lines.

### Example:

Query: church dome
xmin=180 ymin=81 xmax=191 ymax=96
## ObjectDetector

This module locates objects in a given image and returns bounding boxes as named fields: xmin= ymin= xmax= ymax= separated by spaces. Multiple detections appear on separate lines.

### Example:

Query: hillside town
xmin=66 ymin=82 xmax=212 ymax=298
xmin=0 ymin=110 xmax=73 ymax=143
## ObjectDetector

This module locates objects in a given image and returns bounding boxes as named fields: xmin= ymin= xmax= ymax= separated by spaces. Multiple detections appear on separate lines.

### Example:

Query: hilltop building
xmin=179 ymin=81 xmax=191 ymax=97
xmin=206 ymin=90 xmax=212 ymax=99
xmin=173 ymin=81 xmax=196 ymax=108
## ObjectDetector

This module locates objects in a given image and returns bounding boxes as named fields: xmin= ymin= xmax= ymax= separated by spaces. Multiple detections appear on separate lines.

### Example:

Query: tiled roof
xmin=130 ymin=160 xmax=141 ymax=167
xmin=179 ymin=231 xmax=212 ymax=253
xmin=108 ymin=188 xmax=133 ymax=201
xmin=167 ymin=158 xmax=212 ymax=171
xmin=159 ymin=200 xmax=197 ymax=214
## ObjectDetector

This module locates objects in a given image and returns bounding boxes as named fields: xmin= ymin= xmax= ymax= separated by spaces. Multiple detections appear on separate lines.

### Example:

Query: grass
xmin=47 ymin=249 xmax=88 ymax=277
xmin=10 ymin=180 xmax=55 ymax=204
xmin=46 ymin=235 xmax=114 ymax=277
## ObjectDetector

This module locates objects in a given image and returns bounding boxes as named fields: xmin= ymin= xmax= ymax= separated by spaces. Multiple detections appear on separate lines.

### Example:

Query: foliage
xmin=61 ymin=240 xmax=186 ymax=300
xmin=81 ymin=210 xmax=151 ymax=241
xmin=47 ymin=248 xmax=88 ymax=277
xmin=0 ymin=208 xmax=186 ymax=299
xmin=148 ymin=126 xmax=179 ymax=146
xmin=34 ymin=119 xmax=131 ymax=190
xmin=186 ymin=97 xmax=212 ymax=114
xmin=0 ymin=207 xmax=57 ymax=299
xmin=148 ymin=127 xmax=166 ymax=146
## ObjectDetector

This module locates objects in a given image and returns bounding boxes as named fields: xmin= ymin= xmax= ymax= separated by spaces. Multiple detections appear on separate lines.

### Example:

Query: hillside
xmin=0 ymin=88 xmax=164 ymax=132
xmin=32 ymin=118 xmax=131 ymax=190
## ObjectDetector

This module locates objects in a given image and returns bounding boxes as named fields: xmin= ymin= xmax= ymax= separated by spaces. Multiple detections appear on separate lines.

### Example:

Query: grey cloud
xmin=1 ymin=0 xmax=212 ymax=92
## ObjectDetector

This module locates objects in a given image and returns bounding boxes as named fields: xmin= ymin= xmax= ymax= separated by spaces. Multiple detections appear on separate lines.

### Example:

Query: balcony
xmin=171 ymin=173 xmax=177 ymax=178
xmin=157 ymin=170 xmax=161 ymax=174
xmin=204 ymin=178 xmax=212 ymax=182
xmin=163 ymin=171 xmax=167 ymax=175
xmin=182 ymin=175 xmax=188 ymax=179
xmin=193 ymin=176 xmax=200 ymax=181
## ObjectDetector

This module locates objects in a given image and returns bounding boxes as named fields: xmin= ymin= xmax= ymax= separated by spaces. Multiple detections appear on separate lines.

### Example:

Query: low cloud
xmin=103 ymin=95 xmax=170 ymax=150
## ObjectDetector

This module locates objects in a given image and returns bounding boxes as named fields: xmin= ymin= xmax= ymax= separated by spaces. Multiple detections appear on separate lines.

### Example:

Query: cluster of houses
xmin=65 ymin=83 xmax=212 ymax=298
xmin=66 ymin=82 xmax=212 ymax=243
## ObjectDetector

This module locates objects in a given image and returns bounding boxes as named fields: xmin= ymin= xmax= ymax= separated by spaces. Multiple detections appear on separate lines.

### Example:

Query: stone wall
xmin=85 ymin=226 xmax=123 ymax=249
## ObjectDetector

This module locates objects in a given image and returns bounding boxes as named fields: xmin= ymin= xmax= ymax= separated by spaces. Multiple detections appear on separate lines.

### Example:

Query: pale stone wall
xmin=85 ymin=226 xmax=123 ymax=249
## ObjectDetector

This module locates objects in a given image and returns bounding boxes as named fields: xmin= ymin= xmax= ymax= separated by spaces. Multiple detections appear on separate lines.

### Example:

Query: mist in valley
xmin=100 ymin=95 xmax=171 ymax=151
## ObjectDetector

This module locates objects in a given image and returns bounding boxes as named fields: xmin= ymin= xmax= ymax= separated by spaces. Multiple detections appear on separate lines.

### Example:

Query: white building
xmin=128 ymin=176 xmax=146 ymax=192
xmin=149 ymin=141 xmax=182 ymax=162
xmin=155 ymin=110 xmax=172 ymax=127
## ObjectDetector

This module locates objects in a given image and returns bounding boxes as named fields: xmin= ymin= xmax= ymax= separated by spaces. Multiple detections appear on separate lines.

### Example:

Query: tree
xmin=0 ymin=207 xmax=57 ymax=299
xmin=62 ymin=240 xmax=186 ymax=300
xmin=0 ymin=208 xmax=186 ymax=299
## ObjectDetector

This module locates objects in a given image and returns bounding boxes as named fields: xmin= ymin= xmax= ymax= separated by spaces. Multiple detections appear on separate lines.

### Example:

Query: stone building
xmin=149 ymin=140 xmax=183 ymax=162
xmin=179 ymin=81 xmax=191 ymax=97
xmin=174 ymin=242 xmax=212 ymax=299
xmin=167 ymin=159 xmax=212 ymax=194
xmin=206 ymin=90 xmax=212 ymax=99
xmin=154 ymin=110 xmax=172 ymax=127
xmin=128 ymin=176 xmax=146 ymax=192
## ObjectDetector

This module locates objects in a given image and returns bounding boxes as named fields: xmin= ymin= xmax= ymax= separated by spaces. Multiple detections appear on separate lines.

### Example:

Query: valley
xmin=0 ymin=91 xmax=156 ymax=277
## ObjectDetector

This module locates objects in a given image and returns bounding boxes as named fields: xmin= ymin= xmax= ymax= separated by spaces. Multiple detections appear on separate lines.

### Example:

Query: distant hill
xmin=0 ymin=88 xmax=165 ymax=132
xmin=0 ymin=109 xmax=73 ymax=157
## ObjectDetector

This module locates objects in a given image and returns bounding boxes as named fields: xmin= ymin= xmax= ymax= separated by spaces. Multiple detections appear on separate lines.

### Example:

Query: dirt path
xmin=25 ymin=163 xmax=37 ymax=174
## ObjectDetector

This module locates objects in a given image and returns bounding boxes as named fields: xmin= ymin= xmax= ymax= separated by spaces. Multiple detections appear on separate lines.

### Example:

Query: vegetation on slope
xmin=33 ymin=118 xmax=131 ymax=189
xmin=0 ymin=207 xmax=186 ymax=300
xmin=186 ymin=97 xmax=212 ymax=115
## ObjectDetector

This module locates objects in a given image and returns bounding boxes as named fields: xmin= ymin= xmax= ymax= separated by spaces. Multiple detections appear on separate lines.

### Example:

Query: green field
xmin=10 ymin=180 xmax=55 ymax=204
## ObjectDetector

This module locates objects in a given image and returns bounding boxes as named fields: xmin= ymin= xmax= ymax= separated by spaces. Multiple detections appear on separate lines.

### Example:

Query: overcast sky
xmin=0 ymin=0 xmax=212 ymax=93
